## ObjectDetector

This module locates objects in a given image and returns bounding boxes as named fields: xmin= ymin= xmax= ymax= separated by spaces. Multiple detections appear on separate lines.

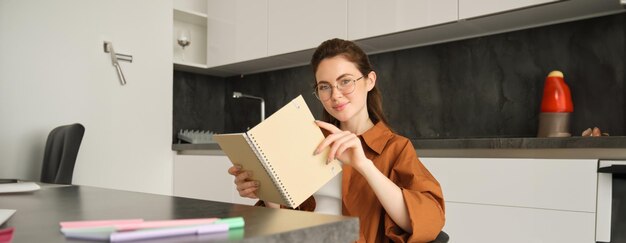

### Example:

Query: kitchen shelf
xmin=173 ymin=8 xmax=207 ymax=70
xmin=173 ymin=8 xmax=207 ymax=27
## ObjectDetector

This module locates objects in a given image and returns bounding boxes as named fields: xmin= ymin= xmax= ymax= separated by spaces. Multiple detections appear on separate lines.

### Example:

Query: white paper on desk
xmin=0 ymin=182 xmax=40 ymax=193
xmin=0 ymin=209 xmax=16 ymax=225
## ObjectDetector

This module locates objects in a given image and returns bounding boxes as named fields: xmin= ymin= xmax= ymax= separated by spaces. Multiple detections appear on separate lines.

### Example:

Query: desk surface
xmin=0 ymin=185 xmax=358 ymax=242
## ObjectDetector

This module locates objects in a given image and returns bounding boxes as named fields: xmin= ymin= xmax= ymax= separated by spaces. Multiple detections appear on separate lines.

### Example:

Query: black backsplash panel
xmin=172 ymin=71 xmax=226 ymax=143
xmin=173 ymin=13 xmax=626 ymax=140
xmin=375 ymin=12 xmax=624 ymax=138
xmin=224 ymin=65 xmax=324 ymax=133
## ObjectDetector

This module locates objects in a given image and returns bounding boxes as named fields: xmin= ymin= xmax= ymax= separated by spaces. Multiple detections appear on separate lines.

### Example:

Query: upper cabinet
xmin=180 ymin=0 xmax=624 ymax=76
xmin=206 ymin=0 xmax=268 ymax=67
xmin=459 ymin=0 xmax=560 ymax=19
xmin=267 ymin=0 xmax=347 ymax=56
xmin=348 ymin=0 xmax=457 ymax=40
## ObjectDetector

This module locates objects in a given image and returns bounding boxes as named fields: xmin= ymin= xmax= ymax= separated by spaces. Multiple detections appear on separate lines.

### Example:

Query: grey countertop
xmin=411 ymin=136 xmax=626 ymax=149
xmin=173 ymin=142 xmax=226 ymax=155
xmin=173 ymin=136 xmax=626 ymax=159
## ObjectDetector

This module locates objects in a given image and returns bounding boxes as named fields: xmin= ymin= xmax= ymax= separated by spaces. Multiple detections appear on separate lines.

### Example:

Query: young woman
xmin=228 ymin=38 xmax=445 ymax=242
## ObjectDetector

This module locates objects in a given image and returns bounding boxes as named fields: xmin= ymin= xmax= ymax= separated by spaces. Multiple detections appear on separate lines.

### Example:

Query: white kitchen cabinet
xmin=420 ymin=157 xmax=599 ymax=242
xmin=444 ymin=202 xmax=595 ymax=243
xmin=267 ymin=0 xmax=347 ymax=56
xmin=422 ymin=157 xmax=597 ymax=212
xmin=459 ymin=0 xmax=560 ymax=19
xmin=348 ymin=0 xmax=457 ymax=41
xmin=206 ymin=0 xmax=268 ymax=67
xmin=184 ymin=0 xmax=620 ymax=76
xmin=174 ymin=154 xmax=257 ymax=205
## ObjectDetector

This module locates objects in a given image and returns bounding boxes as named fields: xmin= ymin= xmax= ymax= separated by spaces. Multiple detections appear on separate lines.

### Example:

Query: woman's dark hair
xmin=311 ymin=38 xmax=389 ymax=127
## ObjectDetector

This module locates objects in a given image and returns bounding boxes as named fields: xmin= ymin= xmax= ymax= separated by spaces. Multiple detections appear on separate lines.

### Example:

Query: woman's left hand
xmin=314 ymin=120 xmax=371 ymax=170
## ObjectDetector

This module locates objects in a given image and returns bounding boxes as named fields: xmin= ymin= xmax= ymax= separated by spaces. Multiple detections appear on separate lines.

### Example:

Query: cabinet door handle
xmin=598 ymin=164 xmax=626 ymax=174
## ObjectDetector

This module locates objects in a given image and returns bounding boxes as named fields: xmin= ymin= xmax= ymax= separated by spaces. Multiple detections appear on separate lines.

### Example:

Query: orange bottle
xmin=540 ymin=71 xmax=573 ymax=113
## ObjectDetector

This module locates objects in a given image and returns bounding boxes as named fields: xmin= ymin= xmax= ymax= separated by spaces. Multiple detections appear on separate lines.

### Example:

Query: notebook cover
xmin=246 ymin=95 xmax=342 ymax=208
xmin=213 ymin=133 xmax=288 ymax=205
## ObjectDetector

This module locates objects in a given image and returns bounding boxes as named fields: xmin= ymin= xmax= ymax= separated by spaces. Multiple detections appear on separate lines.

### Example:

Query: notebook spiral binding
xmin=246 ymin=133 xmax=294 ymax=207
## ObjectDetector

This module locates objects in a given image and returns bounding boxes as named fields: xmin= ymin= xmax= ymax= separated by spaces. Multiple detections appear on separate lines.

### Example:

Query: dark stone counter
xmin=412 ymin=136 xmax=626 ymax=149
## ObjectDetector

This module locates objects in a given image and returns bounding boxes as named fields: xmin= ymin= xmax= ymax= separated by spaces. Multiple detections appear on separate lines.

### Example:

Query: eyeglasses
xmin=313 ymin=75 xmax=364 ymax=101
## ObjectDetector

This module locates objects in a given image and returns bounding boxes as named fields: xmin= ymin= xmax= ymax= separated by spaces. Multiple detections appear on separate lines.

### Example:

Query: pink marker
xmin=114 ymin=218 xmax=219 ymax=231
xmin=60 ymin=219 xmax=144 ymax=229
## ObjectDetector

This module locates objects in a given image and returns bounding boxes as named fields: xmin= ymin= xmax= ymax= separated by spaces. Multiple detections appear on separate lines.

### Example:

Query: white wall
xmin=0 ymin=0 xmax=174 ymax=195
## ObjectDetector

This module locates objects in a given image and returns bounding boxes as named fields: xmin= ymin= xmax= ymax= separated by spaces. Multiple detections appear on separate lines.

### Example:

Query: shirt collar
xmin=361 ymin=122 xmax=393 ymax=155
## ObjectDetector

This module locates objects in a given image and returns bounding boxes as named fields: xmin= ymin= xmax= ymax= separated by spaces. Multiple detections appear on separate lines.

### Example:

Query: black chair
xmin=429 ymin=231 xmax=449 ymax=243
xmin=40 ymin=123 xmax=85 ymax=184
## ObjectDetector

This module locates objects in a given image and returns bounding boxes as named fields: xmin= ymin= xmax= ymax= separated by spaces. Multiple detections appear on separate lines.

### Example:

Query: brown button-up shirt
xmin=258 ymin=122 xmax=445 ymax=242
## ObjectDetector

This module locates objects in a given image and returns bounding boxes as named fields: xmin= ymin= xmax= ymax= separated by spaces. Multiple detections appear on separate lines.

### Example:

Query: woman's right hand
xmin=227 ymin=165 xmax=259 ymax=199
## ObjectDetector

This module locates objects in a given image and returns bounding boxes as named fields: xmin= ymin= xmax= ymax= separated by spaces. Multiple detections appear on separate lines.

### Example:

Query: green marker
xmin=213 ymin=217 xmax=245 ymax=229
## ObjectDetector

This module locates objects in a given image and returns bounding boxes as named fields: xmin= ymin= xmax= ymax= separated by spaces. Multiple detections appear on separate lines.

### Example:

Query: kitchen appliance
xmin=537 ymin=71 xmax=573 ymax=137
xmin=597 ymin=160 xmax=626 ymax=242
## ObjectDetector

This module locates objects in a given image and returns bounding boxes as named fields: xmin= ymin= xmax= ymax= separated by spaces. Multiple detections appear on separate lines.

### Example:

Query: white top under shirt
xmin=313 ymin=171 xmax=342 ymax=215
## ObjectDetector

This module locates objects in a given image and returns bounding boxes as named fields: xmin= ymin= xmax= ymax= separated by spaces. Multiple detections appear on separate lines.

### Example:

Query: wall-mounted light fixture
xmin=103 ymin=41 xmax=132 ymax=85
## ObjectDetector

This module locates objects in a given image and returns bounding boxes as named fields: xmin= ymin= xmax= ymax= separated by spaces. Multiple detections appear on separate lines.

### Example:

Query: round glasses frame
xmin=313 ymin=75 xmax=365 ymax=101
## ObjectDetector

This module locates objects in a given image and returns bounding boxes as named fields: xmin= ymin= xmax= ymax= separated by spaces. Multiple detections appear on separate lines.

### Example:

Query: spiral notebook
xmin=213 ymin=95 xmax=342 ymax=208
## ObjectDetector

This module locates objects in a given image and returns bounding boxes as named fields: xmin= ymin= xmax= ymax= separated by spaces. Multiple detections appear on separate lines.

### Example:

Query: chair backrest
xmin=40 ymin=123 xmax=85 ymax=184
xmin=429 ymin=231 xmax=449 ymax=243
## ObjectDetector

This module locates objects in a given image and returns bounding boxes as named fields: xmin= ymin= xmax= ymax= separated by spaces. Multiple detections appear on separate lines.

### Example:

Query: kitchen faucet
xmin=232 ymin=92 xmax=265 ymax=122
